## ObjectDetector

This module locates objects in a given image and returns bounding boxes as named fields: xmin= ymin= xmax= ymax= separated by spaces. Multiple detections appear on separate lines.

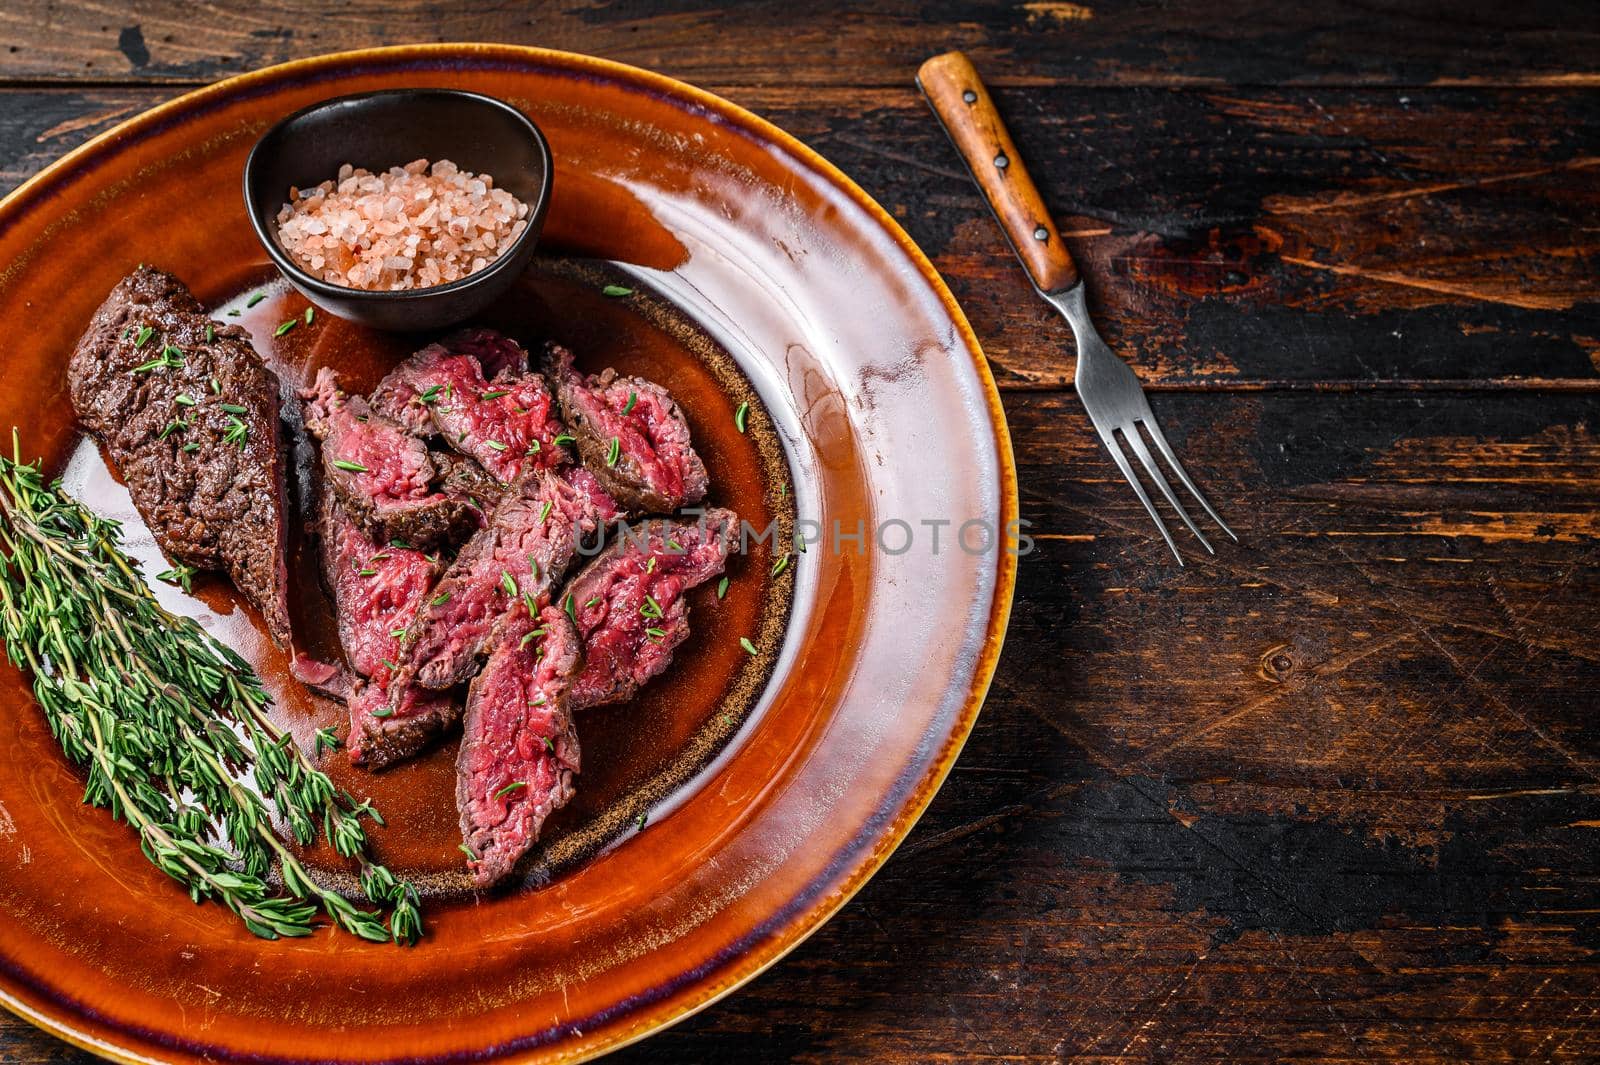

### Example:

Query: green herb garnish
xmin=717 ymin=576 xmax=729 ymax=599
xmin=602 ymin=284 xmax=633 ymax=297
xmin=245 ymin=292 xmax=266 ymax=308
xmin=623 ymin=391 xmax=637 ymax=415
xmin=154 ymin=563 xmax=197 ymax=592
xmin=493 ymin=781 xmax=528 ymax=799
xmin=605 ymin=437 xmax=620 ymax=467
xmin=332 ymin=460 xmax=368 ymax=473
xmin=0 ymin=445 xmax=420 ymax=943
xmin=734 ymin=402 xmax=749 ymax=433
xmin=313 ymin=727 xmax=341 ymax=756
xmin=739 ymin=637 xmax=758 ymax=655
xmin=274 ymin=319 xmax=297 ymax=337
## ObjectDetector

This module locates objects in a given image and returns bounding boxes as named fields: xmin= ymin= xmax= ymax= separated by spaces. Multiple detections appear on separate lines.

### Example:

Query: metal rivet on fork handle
xmin=916 ymin=50 xmax=1237 ymax=564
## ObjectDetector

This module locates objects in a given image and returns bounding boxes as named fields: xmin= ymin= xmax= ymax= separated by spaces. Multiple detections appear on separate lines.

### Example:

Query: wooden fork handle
xmin=916 ymin=51 xmax=1079 ymax=293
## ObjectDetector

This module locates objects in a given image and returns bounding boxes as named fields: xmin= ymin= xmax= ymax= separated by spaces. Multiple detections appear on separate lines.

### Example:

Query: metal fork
xmin=918 ymin=51 xmax=1236 ymax=563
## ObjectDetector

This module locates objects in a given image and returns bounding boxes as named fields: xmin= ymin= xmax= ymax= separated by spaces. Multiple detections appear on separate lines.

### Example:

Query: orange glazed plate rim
xmin=0 ymin=43 xmax=1018 ymax=1064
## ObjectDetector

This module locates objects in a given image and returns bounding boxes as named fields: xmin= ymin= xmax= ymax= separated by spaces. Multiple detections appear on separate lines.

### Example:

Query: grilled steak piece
xmin=548 ymin=344 xmax=709 ymax=514
xmin=371 ymin=327 xmax=529 ymax=436
xmin=432 ymin=450 xmax=504 ymax=516
xmin=301 ymin=368 xmax=476 ymax=549
xmin=397 ymin=467 xmax=622 ymax=696
xmin=348 ymin=681 xmax=460 ymax=770
xmin=457 ymin=606 xmax=581 ymax=887
xmin=318 ymin=491 xmax=460 ymax=767
xmin=67 ymin=266 xmax=293 ymax=647
xmin=370 ymin=329 xmax=567 ymax=482
xmin=565 ymin=509 xmax=738 ymax=710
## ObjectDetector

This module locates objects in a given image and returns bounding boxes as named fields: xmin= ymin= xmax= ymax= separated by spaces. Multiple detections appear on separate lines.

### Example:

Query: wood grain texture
xmin=919 ymin=51 xmax=1079 ymax=292
xmin=2 ymin=3 xmax=1599 ymax=1063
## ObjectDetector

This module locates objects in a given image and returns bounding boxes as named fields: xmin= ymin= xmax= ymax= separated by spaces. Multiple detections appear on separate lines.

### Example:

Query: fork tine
xmin=1123 ymin=426 xmax=1213 ymax=554
xmin=1139 ymin=416 xmax=1239 ymax=543
xmin=1096 ymin=426 xmax=1183 ymax=565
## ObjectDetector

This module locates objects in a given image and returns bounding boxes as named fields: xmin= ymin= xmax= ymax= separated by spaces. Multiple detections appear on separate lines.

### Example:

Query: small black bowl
xmin=243 ymin=89 xmax=552 ymax=332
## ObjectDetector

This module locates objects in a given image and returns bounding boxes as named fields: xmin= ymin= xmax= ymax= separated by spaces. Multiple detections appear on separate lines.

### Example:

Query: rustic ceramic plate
xmin=0 ymin=44 xmax=1015 ymax=1063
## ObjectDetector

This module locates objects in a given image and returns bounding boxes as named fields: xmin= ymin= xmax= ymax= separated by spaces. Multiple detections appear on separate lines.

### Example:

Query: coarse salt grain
xmin=273 ymin=159 xmax=530 ymax=291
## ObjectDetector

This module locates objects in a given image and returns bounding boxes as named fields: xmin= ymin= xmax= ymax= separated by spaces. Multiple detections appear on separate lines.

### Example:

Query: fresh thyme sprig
xmin=0 ymin=443 xmax=421 ymax=944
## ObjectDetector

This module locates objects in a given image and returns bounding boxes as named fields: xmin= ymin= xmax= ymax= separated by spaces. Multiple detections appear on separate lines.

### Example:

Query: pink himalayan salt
xmin=273 ymin=159 xmax=529 ymax=291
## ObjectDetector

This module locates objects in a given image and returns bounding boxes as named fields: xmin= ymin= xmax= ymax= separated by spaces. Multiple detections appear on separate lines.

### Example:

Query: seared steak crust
xmin=457 ymin=605 xmax=581 ymax=888
xmin=565 ymin=509 xmax=737 ymax=710
xmin=548 ymin=344 xmax=709 ymax=514
xmin=67 ymin=266 xmax=293 ymax=646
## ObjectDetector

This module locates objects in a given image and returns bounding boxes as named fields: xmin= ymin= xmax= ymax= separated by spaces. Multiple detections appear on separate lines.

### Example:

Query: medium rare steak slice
xmin=396 ymin=466 xmax=622 ymax=696
xmin=548 ymin=344 xmax=709 ymax=513
xmin=371 ymin=327 xmax=528 ymax=435
xmin=301 ymin=368 xmax=476 ymax=548
xmin=320 ymin=491 xmax=442 ymax=679
xmin=565 ymin=509 xmax=738 ymax=710
xmin=457 ymin=606 xmax=581 ymax=887
xmin=318 ymin=492 xmax=460 ymax=767
xmin=370 ymin=328 xmax=567 ymax=482
xmin=67 ymin=266 xmax=293 ymax=647
xmin=348 ymin=682 xmax=460 ymax=770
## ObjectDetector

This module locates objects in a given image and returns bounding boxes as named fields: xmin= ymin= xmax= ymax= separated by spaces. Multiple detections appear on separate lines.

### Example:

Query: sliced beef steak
xmin=67 ymin=266 xmax=293 ymax=647
xmin=301 ymin=368 xmax=476 ymax=548
xmin=347 ymin=682 xmax=459 ymax=770
xmin=371 ymin=328 xmax=567 ymax=482
xmin=548 ymin=344 xmax=709 ymax=513
xmin=457 ymin=606 xmax=581 ymax=887
xmin=432 ymin=450 xmax=504 ymax=516
xmin=318 ymin=492 xmax=461 ymax=768
xmin=371 ymin=327 xmax=528 ymax=435
xmin=320 ymin=491 xmax=442 ymax=679
xmin=396 ymin=467 xmax=622 ymax=696
xmin=565 ymin=509 xmax=738 ymax=710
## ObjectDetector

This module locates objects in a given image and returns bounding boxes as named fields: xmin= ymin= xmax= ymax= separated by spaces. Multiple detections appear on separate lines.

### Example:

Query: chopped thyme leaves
xmin=332 ymin=459 xmax=368 ymax=472
xmin=313 ymin=727 xmax=341 ymax=756
xmin=274 ymin=319 xmax=297 ymax=337
xmin=154 ymin=563 xmax=197 ymax=592
xmin=717 ymin=576 xmax=729 ymax=599
xmin=245 ymin=291 xmax=266 ymax=307
xmin=602 ymin=284 xmax=633 ymax=297
xmin=739 ymin=637 xmax=758 ymax=656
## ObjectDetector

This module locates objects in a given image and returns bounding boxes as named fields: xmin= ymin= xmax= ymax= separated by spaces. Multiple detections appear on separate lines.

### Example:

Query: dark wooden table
xmin=3 ymin=3 xmax=1598 ymax=1061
